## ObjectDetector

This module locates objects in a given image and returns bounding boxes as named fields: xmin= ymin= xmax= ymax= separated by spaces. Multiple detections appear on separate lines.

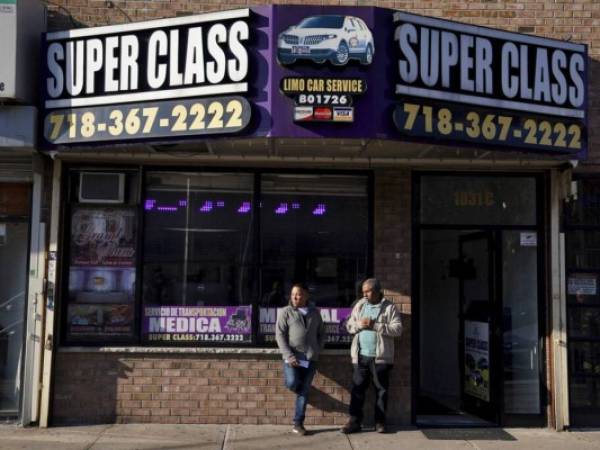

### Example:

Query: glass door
xmin=415 ymin=173 xmax=545 ymax=427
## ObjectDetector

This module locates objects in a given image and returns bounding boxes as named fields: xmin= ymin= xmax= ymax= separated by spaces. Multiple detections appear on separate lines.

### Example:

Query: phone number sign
xmin=394 ymin=99 xmax=584 ymax=153
xmin=44 ymin=96 xmax=251 ymax=144
xmin=393 ymin=12 xmax=587 ymax=154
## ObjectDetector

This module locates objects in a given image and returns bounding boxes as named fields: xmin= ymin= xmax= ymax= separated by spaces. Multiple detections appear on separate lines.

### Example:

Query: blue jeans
xmin=283 ymin=361 xmax=316 ymax=425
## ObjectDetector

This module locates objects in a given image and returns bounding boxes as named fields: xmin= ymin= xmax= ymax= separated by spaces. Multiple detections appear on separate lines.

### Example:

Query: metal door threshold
xmin=416 ymin=414 xmax=497 ymax=428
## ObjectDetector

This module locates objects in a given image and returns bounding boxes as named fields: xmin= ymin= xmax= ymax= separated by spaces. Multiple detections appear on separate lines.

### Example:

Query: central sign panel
xmin=39 ymin=6 xmax=588 ymax=157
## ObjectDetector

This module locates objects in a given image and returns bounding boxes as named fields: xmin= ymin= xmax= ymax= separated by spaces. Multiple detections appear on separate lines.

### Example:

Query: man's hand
xmin=359 ymin=318 xmax=374 ymax=329
xmin=287 ymin=356 xmax=300 ymax=367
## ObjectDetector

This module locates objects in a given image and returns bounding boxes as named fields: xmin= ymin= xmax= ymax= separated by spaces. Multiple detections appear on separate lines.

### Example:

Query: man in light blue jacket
xmin=341 ymin=278 xmax=403 ymax=434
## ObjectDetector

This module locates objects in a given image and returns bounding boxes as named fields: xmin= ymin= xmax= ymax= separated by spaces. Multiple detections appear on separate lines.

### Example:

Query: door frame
xmin=411 ymin=171 xmax=548 ymax=427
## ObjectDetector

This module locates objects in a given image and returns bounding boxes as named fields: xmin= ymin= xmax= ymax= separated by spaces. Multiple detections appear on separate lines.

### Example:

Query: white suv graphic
xmin=277 ymin=15 xmax=375 ymax=66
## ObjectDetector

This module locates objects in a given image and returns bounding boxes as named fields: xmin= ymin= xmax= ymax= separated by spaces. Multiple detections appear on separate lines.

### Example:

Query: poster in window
xmin=568 ymin=274 xmax=597 ymax=296
xmin=70 ymin=208 xmax=136 ymax=267
xmin=68 ymin=304 xmax=134 ymax=337
xmin=69 ymin=267 xmax=136 ymax=303
xmin=143 ymin=305 xmax=252 ymax=343
xmin=464 ymin=320 xmax=490 ymax=402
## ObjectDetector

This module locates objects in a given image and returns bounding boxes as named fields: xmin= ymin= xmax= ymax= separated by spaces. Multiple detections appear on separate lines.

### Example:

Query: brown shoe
xmin=375 ymin=423 xmax=386 ymax=433
xmin=340 ymin=420 xmax=361 ymax=434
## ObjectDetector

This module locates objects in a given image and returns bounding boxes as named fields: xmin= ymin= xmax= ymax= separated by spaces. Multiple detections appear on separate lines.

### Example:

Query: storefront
xmin=564 ymin=177 xmax=600 ymax=427
xmin=37 ymin=5 xmax=588 ymax=428
xmin=0 ymin=0 xmax=47 ymax=424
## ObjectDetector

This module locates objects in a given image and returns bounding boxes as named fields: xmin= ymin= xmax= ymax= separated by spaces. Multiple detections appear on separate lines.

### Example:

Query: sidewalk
xmin=1 ymin=424 xmax=600 ymax=450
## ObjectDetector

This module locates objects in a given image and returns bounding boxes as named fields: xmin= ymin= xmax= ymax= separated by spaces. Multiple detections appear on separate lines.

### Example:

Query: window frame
xmin=58 ymin=165 xmax=373 ymax=348
xmin=564 ymin=175 xmax=600 ymax=425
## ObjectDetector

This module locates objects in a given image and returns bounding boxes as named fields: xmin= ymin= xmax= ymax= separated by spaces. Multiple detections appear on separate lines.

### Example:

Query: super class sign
xmin=394 ymin=12 xmax=586 ymax=119
xmin=44 ymin=9 xmax=250 ymax=109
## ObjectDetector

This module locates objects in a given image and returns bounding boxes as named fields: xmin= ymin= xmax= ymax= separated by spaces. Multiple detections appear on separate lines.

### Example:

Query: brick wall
xmin=52 ymin=170 xmax=413 ymax=425
xmin=52 ymin=353 xmax=354 ymax=425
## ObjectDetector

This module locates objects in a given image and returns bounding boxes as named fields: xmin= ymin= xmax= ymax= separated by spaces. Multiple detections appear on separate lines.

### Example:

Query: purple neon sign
xmin=143 ymin=199 xmax=326 ymax=216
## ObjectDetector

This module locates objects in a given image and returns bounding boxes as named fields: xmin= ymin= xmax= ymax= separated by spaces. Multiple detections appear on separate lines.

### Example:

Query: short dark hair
xmin=291 ymin=282 xmax=309 ymax=292
xmin=362 ymin=278 xmax=382 ymax=293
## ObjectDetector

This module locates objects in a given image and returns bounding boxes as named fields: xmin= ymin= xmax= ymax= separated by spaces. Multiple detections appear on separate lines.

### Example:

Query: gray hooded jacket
xmin=346 ymin=297 xmax=403 ymax=364
xmin=275 ymin=304 xmax=325 ymax=362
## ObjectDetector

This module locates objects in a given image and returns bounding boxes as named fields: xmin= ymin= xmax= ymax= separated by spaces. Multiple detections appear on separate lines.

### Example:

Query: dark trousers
xmin=349 ymin=355 xmax=392 ymax=425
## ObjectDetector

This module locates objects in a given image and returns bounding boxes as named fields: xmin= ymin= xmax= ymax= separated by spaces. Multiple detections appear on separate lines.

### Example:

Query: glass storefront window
xmin=568 ymin=307 xmax=600 ymax=339
xmin=564 ymin=177 xmax=600 ymax=426
xmin=566 ymin=231 xmax=600 ymax=271
xmin=63 ymin=171 xmax=140 ymax=344
xmin=142 ymin=172 xmax=255 ymax=344
xmin=565 ymin=179 xmax=600 ymax=227
xmin=420 ymin=175 xmax=537 ymax=226
xmin=570 ymin=377 xmax=599 ymax=408
xmin=569 ymin=342 xmax=600 ymax=376
xmin=62 ymin=169 xmax=371 ymax=346
xmin=258 ymin=174 xmax=369 ymax=344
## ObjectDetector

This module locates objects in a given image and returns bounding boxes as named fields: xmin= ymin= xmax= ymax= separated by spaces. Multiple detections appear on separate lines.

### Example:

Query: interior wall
xmin=0 ymin=222 xmax=28 ymax=412
xmin=419 ymin=230 xmax=460 ymax=407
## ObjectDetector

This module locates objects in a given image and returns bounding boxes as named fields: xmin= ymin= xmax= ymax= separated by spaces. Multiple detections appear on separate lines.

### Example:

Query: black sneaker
xmin=292 ymin=424 xmax=307 ymax=436
xmin=340 ymin=421 xmax=361 ymax=434
xmin=375 ymin=423 xmax=386 ymax=433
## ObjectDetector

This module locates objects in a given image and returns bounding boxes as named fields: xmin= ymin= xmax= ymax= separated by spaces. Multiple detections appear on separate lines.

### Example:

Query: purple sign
xmin=39 ymin=5 xmax=587 ymax=157
xmin=259 ymin=306 xmax=352 ymax=344
xmin=143 ymin=305 xmax=252 ymax=343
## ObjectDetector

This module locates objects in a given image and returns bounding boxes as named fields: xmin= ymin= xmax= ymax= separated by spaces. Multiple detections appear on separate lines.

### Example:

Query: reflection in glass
xmin=260 ymin=174 xmax=368 ymax=309
xmin=565 ymin=179 xmax=600 ymax=227
xmin=570 ymin=342 xmax=600 ymax=376
xmin=419 ymin=230 xmax=462 ymax=414
xmin=502 ymin=231 xmax=540 ymax=414
xmin=0 ymin=223 xmax=28 ymax=415
xmin=142 ymin=172 xmax=255 ymax=308
xmin=258 ymin=174 xmax=368 ymax=345
xmin=569 ymin=307 xmax=600 ymax=339
xmin=565 ymin=180 xmax=600 ymax=425
xmin=570 ymin=377 xmax=600 ymax=409
xmin=567 ymin=231 xmax=600 ymax=271
xmin=420 ymin=176 xmax=536 ymax=226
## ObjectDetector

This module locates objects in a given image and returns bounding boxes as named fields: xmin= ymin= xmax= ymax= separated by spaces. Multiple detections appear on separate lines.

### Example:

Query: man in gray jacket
xmin=340 ymin=278 xmax=402 ymax=434
xmin=275 ymin=282 xmax=325 ymax=435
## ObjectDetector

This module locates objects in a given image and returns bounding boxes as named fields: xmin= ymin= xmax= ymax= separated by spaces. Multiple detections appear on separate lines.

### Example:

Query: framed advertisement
xmin=70 ymin=207 xmax=137 ymax=267
xmin=66 ymin=206 xmax=138 ymax=342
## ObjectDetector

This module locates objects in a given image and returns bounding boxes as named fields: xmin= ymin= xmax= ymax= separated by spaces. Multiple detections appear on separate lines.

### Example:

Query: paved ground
xmin=0 ymin=424 xmax=600 ymax=450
